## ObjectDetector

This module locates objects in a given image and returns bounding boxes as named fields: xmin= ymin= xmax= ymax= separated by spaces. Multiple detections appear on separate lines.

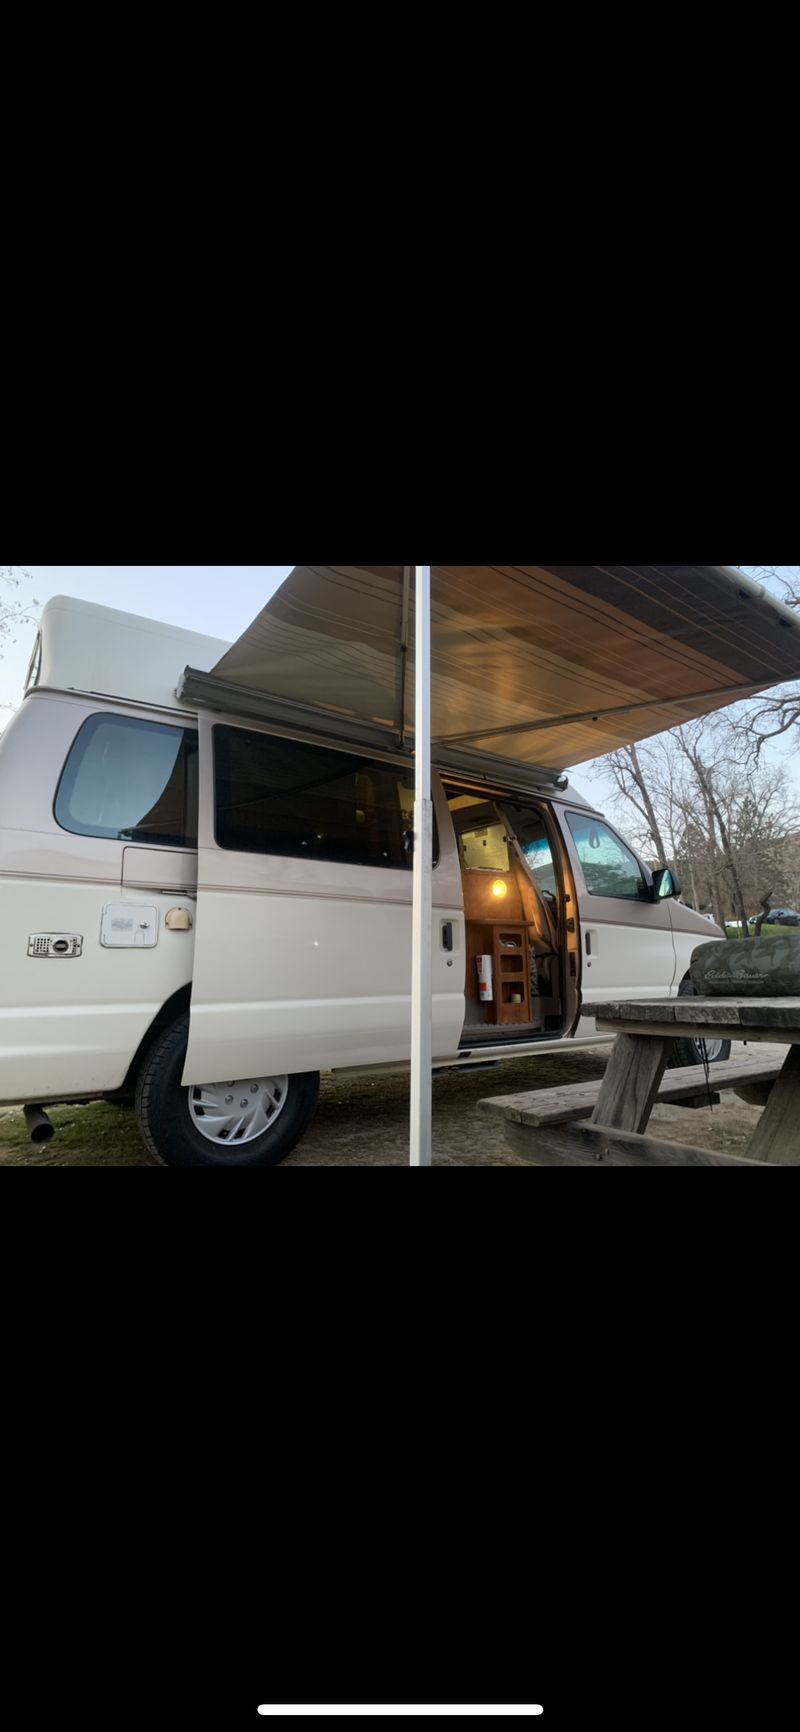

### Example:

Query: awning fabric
xmin=190 ymin=565 xmax=800 ymax=770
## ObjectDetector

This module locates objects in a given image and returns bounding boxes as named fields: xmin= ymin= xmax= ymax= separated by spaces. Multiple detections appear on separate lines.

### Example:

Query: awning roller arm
xmin=434 ymin=677 xmax=787 ymax=749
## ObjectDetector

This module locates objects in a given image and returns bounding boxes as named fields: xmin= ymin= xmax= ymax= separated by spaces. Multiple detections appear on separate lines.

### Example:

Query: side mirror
xmin=652 ymin=866 xmax=681 ymax=900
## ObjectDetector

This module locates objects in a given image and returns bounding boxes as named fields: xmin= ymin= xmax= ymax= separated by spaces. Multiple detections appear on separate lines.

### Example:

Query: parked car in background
xmin=765 ymin=908 xmax=800 ymax=927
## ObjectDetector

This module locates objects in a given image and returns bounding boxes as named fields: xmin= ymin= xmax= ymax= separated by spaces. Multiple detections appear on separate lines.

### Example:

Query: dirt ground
xmin=0 ymin=1041 xmax=784 ymax=1166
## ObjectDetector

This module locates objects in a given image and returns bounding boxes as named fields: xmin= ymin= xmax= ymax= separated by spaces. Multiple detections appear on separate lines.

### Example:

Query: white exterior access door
xmin=183 ymin=713 xmax=465 ymax=1086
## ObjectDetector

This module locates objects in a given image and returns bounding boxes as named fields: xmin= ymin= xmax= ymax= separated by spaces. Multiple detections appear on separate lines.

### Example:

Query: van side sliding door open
xmin=183 ymin=716 xmax=466 ymax=1085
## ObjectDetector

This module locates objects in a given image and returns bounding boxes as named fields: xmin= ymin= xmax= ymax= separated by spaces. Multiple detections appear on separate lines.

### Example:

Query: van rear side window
xmin=213 ymin=726 xmax=438 ymax=869
xmin=55 ymin=714 xmax=198 ymax=847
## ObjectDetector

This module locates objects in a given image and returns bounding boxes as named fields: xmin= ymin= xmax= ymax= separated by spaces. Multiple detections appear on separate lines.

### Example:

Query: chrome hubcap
xmin=695 ymin=1038 xmax=724 ymax=1063
xmin=188 ymin=1075 xmax=289 ymax=1146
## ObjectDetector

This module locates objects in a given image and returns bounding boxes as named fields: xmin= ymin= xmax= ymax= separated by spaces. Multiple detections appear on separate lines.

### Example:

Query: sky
xmin=1 ymin=564 xmax=796 ymax=819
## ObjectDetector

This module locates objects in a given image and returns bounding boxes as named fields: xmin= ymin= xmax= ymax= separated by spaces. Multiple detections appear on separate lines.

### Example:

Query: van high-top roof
xmin=30 ymin=595 xmax=231 ymax=713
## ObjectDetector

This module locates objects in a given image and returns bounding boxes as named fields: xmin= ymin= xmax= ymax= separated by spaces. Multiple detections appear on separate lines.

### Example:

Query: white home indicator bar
xmin=257 ymin=1710 xmax=544 ymax=1718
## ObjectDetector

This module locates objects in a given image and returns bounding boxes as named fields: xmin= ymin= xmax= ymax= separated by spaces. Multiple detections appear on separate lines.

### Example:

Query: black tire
xmin=134 ymin=1015 xmax=320 ymax=1167
xmin=667 ymin=977 xmax=731 ymax=1069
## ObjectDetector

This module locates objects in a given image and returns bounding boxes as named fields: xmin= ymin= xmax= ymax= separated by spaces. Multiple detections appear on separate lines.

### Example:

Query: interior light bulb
xmin=492 ymin=879 xmax=508 ymax=898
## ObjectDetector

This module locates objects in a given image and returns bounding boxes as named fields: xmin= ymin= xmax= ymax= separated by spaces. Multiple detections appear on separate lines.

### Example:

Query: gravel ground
xmin=0 ymin=1041 xmax=785 ymax=1166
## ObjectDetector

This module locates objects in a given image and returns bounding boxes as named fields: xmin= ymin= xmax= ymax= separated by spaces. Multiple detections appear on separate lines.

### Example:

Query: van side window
xmin=55 ymin=714 xmax=198 ymax=847
xmin=213 ymin=726 xmax=438 ymax=869
xmin=458 ymin=821 xmax=510 ymax=873
xmin=565 ymin=812 xmax=647 ymax=900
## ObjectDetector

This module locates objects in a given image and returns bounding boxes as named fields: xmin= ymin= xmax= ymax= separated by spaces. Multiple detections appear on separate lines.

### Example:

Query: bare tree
xmin=594 ymin=716 xmax=798 ymax=933
xmin=739 ymin=567 xmax=800 ymax=756
xmin=604 ymin=742 xmax=669 ymax=862
xmin=1 ymin=567 xmax=39 ymax=659
xmin=673 ymin=727 xmax=751 ymax=936
xmin=0 ymin=567 xmax=39 ymax=715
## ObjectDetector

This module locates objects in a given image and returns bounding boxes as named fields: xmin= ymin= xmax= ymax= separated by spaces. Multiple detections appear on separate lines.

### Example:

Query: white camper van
xmin=0 ymin=592 xmax=730 ymax=1165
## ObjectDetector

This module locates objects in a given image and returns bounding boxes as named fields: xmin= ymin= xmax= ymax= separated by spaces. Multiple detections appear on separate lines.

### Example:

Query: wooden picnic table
xmin=588 ymin=996 xmax=800 ymax=1164
xmin=479 ymin=997 xmax=800 ymax=1165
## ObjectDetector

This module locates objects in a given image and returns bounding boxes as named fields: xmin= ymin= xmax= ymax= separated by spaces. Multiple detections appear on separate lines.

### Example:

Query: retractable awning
xmin=180 ymin=565 xmax=800 ymax=772
xmin=179 ymin=565 xmax=800 ymax=1169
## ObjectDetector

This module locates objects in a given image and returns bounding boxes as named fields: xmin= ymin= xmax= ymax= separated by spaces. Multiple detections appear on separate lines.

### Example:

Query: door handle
xmin=585 ymin=930 xmax=592 ymax=955
xmin=441 ymin=920 xmax=454 ymax=952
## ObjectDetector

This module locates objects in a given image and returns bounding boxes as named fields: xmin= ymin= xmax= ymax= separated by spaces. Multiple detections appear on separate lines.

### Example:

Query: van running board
xmin=436 ymin=1060 xmax=500 ymax=1074
xmin=458 ymin=1028 xmax=565 ymax=1054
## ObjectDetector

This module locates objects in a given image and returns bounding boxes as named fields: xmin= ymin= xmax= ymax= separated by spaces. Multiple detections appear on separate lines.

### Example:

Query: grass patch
xmin=724 ymin=923 xmax=794 ymax=939
xmin=0 ymin=1101 xmax=158 ymax=1166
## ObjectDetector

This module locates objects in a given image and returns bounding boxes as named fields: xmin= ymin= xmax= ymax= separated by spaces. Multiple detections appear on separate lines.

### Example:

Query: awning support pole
xmin=409 ymin=564 xmax=432 ymax=1167
xmin=397 ymin=564 xmax=411 ymax=748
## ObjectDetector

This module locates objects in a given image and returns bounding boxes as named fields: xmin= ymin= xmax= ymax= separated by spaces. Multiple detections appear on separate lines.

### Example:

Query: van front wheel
xmin=667 ymin=978 xmax=731 ymax=1069
xmin=134 ymin=1015 xmax=320 ymax=1167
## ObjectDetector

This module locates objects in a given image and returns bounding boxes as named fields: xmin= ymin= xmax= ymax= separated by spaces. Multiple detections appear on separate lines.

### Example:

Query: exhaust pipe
xmin=23 ymin=1104 xmax=55 ymax=1144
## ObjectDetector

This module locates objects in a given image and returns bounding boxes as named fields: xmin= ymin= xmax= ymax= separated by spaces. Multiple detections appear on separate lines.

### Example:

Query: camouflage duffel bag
xmin=690 ymin=935 xmax=800 ymax=997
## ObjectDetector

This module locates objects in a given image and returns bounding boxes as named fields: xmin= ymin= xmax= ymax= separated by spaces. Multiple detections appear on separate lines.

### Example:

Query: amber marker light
xmin=491 ymin=879 xmax=509 ymax=898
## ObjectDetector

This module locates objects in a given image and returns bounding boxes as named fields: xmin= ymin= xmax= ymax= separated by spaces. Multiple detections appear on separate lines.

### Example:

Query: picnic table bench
xmin=479 ymin=996 xmax=800 ymax=1165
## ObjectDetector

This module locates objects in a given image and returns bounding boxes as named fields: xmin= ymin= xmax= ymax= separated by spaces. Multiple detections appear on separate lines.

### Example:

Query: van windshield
xmin=519 ymin=833 xmax=557 ymax=896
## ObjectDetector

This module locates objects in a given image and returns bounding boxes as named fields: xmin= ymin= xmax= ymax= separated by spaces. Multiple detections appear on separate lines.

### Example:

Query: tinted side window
xmin=55 ymin=714 xmax=198 ymax=847
xmin=566 ymin=812 xmax=647 ymax=900
xmin=214 ymin=727 xmax=437 ymax=869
